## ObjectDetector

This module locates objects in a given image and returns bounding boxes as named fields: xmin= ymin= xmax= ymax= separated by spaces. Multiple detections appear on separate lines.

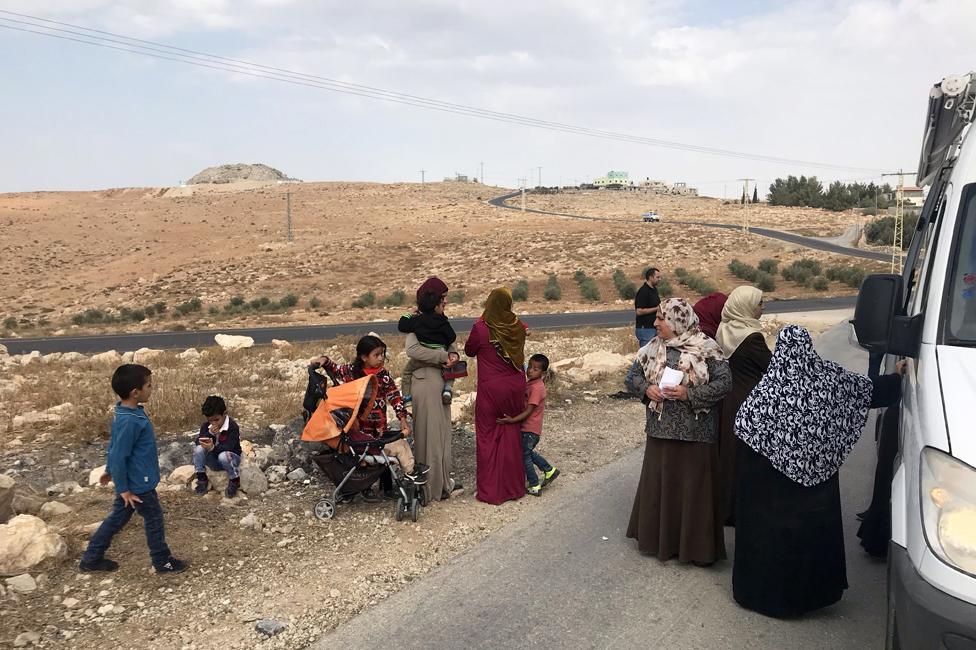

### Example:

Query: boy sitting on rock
xmin=193 ymin=396 xmax=243 ymax=498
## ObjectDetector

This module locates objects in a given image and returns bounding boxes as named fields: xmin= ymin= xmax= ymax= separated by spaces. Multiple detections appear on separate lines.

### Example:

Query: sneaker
xmin=405 ymin=463 xmax=430 ymax=485
xmin=224 ymin=479 xmax=240 ymax=499
xmin=79 ymin=557 xmax=118 ymax=572
xmin=542 ymin=467 xmax=560 ymax=487
xmin=441 ymin=390 xmax=453 ymax=405
xmin=194 ymin=475 xmax=209 ymax=495
xmin=155 ymin=558 xmax=188 ymax=574
xmin=527 ymin=484 xmax=542 ymax=497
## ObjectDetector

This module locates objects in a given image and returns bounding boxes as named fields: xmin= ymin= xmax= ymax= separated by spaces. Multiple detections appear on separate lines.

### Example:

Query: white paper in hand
xmin=659 ymin=367 xmax=685 ymax=390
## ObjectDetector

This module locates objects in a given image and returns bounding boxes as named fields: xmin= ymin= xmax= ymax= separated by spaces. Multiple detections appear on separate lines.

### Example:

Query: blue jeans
xmin=82 ymin=489 xmax=171 ymax=569
xmin=635 ymin=327 xmax=657 ymax=348
xmin=193 ymin=445 xmax=241 ymax=480
xmin=522 ymin=432 xmax=553 ymax=488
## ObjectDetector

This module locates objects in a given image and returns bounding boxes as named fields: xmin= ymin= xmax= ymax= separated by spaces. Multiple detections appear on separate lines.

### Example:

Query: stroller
xmin=301 ymin=364 xmax=427 ymax=522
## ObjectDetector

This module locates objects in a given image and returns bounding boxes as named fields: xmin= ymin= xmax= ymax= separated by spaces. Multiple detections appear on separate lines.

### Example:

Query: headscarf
xmin=482 ymin=287 xmax=526 ymax=370
xmin=636 ymin=297 xmax=725 ymax=417
xmin=416 ymin=276 xmax=448 ymax=302
xmin=716 ymin=285 xmax=764 ymax=357
xmin=734 ymin=325 xmax=874 ymax=487
xmin=692 ymin=292 xmax=728 ymax=339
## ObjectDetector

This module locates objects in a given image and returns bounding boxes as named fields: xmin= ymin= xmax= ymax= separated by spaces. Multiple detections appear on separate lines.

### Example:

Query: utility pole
xmin=537 ymin=166 xmax=542 ymax=188
xmin=480 ymin=162 xmax=484 ymax=185
xmin=517 ymin=177 xmax=527 ymax=211
xmin=737 ymin=178 xmax=755 ymax=231
xmin=881 ymin=170 xmax=916 ymax=273
xmin=419 ymin=169 xmax=426 ymax=189
xmin=286 ymin=191 xmax=293 ymax=243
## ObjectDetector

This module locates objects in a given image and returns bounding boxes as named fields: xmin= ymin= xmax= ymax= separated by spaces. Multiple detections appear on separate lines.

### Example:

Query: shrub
xmin=208 ymin=306 xmax=220 ymax=316
xmin=512 ymin=279 xmax=529 ymax=302
xmin=447 ymin=290 xmax=465 ymax=304
xmin=153 ymin=301 xmax=167 ymax=314
xmin=658 ymin=278 xmax=673 ymax=298
xmin=229 ymin=296 xmax=245 ymax=307
xmin=351 ymin=291 xmax=376 ymax=308
xmin=174 ymin=298 xmax=202 ymax=315
xmin=826 ymin=266 xmax=867 ymax=288
xmin=543 ymin=274 xmax=562 ymax=301
xmin=309 ymin=297 xmax=322 ymax=309
xmin=795 ymin=258 xmax=822 ymax=275
xmin=674 ymin=270 xmax=716 ymax=295
xmin=728 ymin=259 xmax=759 ymax=282
xmin=579 ymin=278 xmax=601 ymax=301
xmin=612 ymin=269 xmax=637 ymax=300
xmin=573 ymin=269 xmax=587 ymax=284
xmin=279 ymin=293 xmax=299 ymax=309
xmin=3 ymin=316 xmax=17 ymax=330
xmin=248 ymin=298 xmax=264 ymax=311
xmin=144 ymin=304 xmax=156 ymax=317
xmin=674 ymin=267 xmax=688 ymax=279
xmin=810 ymin=275 xmax=829 ymax=291
xmin=756 ymin=272 xmax=777 ymax=292
xmin=380 ymin=290 xmax=406 ymax=307
xmin=758 ymin=259 xmax=779 ymax=274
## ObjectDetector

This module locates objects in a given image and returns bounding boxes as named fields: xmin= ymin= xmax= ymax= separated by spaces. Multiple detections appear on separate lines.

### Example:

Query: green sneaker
xmin=542 ymin=467 xmax=560 ymax=487
xmin=527 ymin=484 xmax=542 ymax=496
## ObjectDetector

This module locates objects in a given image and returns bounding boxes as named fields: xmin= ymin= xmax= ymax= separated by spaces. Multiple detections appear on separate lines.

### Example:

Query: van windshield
xmin=947 ymin=185 xmax=976 ymax=343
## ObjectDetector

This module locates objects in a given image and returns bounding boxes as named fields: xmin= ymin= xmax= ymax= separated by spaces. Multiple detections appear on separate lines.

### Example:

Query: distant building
xmin=593 ymin=171 xmax=632 ymax=188
xmin=902 ymin=186 xmax=925 ymax=208
xmin=639 ymin=178 xmax=670 ymax=193
xmin=444 ymin=173 xmax=470 ymax=182
xmin=670 ymin=181 xmax=699 ymax=197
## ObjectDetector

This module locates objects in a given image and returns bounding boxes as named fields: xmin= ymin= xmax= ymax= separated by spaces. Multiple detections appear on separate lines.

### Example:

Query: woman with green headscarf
xmin=464 ymin=287 xmax=528 ymax=504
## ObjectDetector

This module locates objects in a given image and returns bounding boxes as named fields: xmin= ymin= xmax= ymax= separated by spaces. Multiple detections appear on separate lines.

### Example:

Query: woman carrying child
xmin=465 ymin=287 xmax=528 ymax=505
xmin=309 ymin=335 xmax=426 ymax=492
xmin=404 ymin=277 xmax=462 ymax=501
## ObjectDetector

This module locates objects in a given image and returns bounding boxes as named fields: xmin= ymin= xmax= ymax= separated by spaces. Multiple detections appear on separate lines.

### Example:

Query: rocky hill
xmin=187 ymin=163 xmax=297 ymax=185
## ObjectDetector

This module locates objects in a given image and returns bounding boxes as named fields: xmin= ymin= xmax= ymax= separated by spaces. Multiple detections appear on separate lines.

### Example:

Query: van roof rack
xmin=917 ymin=72 xmax=976 ymax=186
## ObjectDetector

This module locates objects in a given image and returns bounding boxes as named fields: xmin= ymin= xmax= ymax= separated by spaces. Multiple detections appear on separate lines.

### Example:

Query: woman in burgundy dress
xmin=464 ymin=288 xmax=527 ymax=505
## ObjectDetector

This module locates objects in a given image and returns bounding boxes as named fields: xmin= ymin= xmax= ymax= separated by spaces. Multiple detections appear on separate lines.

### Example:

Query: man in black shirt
xmin=634 ymin=267 xmax=662 ymax=347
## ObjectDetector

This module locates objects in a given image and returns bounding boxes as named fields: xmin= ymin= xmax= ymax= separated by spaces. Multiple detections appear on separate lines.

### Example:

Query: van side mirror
xmin=853 ymin=274 xmax=922 ymax=358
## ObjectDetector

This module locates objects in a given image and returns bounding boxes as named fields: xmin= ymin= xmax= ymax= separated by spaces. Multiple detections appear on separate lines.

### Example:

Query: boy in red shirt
xmin=497 ymin=353 xmax=559 ymax=496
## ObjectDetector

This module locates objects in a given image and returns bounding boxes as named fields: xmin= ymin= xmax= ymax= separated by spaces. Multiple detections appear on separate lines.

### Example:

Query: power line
xmin=0 ymin=10 xmax=885 ymax=174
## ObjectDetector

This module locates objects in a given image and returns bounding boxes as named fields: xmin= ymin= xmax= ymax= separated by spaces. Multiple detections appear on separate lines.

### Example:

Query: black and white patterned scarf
xmin=734 ymin=324 xmax=874 ymax=487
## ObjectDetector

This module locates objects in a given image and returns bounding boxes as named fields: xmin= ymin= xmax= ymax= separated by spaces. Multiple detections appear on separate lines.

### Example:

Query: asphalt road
xmin=487 ymin=191 xmax=890 ymax=262
xmin=0 ymin=297 xmax=856 ymax=355
xmin=311 ymin=320 xmax=886 ymax=649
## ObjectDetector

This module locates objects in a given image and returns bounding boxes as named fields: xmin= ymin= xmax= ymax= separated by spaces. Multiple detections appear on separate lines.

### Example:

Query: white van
xmin=853 ymin=72 xmax=976 ymax=648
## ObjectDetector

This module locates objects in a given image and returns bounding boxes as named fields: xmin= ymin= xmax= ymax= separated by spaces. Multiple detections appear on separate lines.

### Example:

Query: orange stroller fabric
xmin=301 ymin=374 xmax=378 ymax=449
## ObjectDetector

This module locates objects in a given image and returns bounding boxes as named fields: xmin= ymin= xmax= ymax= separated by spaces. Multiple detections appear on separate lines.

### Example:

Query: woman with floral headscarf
xmin=464 ymin=287 xmax=528 ymax=505
xmin=732 ymin=325 xmax=903 ymax=618
xmin=626 ymin=298 xmax=732 ymax=564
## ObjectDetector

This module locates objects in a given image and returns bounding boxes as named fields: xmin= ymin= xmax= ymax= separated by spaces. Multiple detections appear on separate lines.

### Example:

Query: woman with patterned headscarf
xmin=732 ymin=325 xmax=903 ymax=618
xmin=464 ymin=287 xmax=528 ymax=505
xmin=626 ymin=298 xmax=732 ymax=565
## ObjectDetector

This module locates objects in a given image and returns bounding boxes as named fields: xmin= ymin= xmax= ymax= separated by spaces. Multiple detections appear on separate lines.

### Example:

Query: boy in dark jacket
xmin=80 ymin=364 xmax=186 ymax=573
xmin=193 ymin=395 xmax=243 ymax=498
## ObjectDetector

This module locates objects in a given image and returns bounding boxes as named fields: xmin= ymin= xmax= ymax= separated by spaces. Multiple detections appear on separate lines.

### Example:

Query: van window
xmin=947 ymin=185 xmax=976 ymax=343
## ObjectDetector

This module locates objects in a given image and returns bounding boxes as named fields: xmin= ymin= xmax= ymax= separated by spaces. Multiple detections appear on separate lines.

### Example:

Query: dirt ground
xmin=0 ymin=182 xmax=882 ymax=337
xmin=0 ymin=314 xmax=846 ymax=649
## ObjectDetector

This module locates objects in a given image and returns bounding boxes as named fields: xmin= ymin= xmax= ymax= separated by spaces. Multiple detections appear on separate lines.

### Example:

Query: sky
xmin=0 ymin=0 xmax=974 ymax=196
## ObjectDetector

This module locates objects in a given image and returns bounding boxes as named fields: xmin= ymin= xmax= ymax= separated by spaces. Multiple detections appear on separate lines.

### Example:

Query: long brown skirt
xmin=626 ymin=437 xmax=726 ymax=564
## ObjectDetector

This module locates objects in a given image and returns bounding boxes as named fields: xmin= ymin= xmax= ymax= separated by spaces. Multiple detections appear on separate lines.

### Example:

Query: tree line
xmin=767 ymin=176 xmax=896 ymax=212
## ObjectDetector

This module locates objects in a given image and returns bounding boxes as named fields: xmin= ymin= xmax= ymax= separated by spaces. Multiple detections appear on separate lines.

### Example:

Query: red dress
xmin=464 ymin=320 xmax=526 ymax=504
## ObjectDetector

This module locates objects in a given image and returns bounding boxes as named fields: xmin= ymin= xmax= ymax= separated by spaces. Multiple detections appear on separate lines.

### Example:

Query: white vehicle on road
xmin=853 ymin=72 xmax=976 ymax=649
xmin=641 ymin=211 xmax=660 ymax=222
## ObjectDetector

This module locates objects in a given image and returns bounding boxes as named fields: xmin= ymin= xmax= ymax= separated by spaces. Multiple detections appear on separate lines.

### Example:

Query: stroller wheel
xmin=394 ymin=496 xmax=406 ymax=522
xmin=314 ymin=498 xmax=336 ymax=521
xmin=410 ymin=496 xmax=419 ymax=522
xmin=418 ymin=485 xmax=429 ymax=507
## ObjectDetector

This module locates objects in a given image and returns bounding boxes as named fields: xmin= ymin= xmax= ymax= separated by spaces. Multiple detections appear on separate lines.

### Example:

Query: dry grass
xmin=1 ymin=327 xmax=638 ymax=448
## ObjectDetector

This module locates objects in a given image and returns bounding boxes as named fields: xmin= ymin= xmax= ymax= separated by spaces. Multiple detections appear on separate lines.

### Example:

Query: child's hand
xmin=120 ymin=491 xmax=142 ymax=508
xmin=894 ymin=359 xmax=908 ymax=376
xmin=525 ymin=329 xmax=532 ymax=337
xmin=200 ymin=437 xmax=214 ymax=449
xmin=99 ymin=473 xmax=112 ymax=486
xmin=496 ymin=414 xmax=514 ymax=424
xmin=308 ymin=355 xmax=328 ymax=366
